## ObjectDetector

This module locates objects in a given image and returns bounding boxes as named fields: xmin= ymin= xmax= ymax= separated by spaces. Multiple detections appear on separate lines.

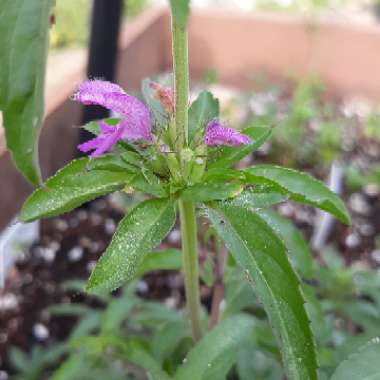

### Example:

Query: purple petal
xmin=74 ymin=80 xmax=125 ymax=104
xmin=117 ymin=95 xmax=152 ymax=140
xmin=99 ymin=120 xmax=115 ymax=134
xmin=77 ymin=121 xmax=122 ymax=157
xmin=90 ymin=126 xmax=124 ymax=158
xmin=204 ymin=119 xmax=251 ymax=147
xmin=119 ymin=118 xmax=153 ymax=142
xmin=73 ymin=80 xmax=152 ymax=139
xmin=73 ymin=80 xmax=133 ymax=115
xmin=77 ymin=135 xmax=105 ymax=153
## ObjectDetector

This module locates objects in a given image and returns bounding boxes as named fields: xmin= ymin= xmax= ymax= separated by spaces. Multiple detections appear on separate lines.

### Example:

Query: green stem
xmin=171 ymin=11 xmax=202 ymax=342
xmin=179 ymin=200 xmax=202 ymax=341
xmin=171 ymin=16 xmax=189 ymax=150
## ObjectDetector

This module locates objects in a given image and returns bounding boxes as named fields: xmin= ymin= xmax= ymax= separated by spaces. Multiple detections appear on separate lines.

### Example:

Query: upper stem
xmin=171 ymin=13 xmax=202 ymax=342
xmin=171 ymin=16 xmax=189 ymax=150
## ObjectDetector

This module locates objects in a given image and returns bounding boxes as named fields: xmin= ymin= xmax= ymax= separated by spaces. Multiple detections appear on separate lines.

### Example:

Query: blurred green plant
xmin=247 ymin=76 xmax=347 ymax=168
xmin=50 ymin=0 xmax=149 ymax=49
xmin=10 ymin=237 xmax=380 ymax=380
xmin=50 ymin=0 xmax=89 ymax=49
xmin=254 ymin=0 xmax=345 ymax=14
xmin=344 ymin=165 xmax=380 ymax=190
xmin=364 ymin=108 xmax=380 ymax=142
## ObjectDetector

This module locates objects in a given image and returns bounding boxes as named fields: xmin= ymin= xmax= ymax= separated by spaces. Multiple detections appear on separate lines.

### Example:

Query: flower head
xmin=74 ymin=80 xmax=152 ymax=158
xmin=204 ymin=119 xmax=251 ymax=147
xmin=149 ymin=80 xmax=175 ymax=115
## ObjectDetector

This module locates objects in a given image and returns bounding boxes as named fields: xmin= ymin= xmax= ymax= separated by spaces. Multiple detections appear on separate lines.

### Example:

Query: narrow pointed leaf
xmin=86 ymin=198 xmax=176 ymax=294
xmin=181 ymin=181 xmax=243 ymax=202
xmin=86 ymin=153 xmax=138 ymax=172
xmin=330 ymin=339 xmax=380 ymax=380
xmin=0 ymin=0 xmax=53 ymax=184
xmin=152 ymin=320 xmax=191 ymax=363
xmin=229 ymin=189 xmax=288 ymax=210
xmin=174 ymin=315 xmax=254 ymax=380
xmin=20 ymin=159 xmax=133 ymax=222
xmin=209 ymin=126 xmax=272 ymax=170
xmin=206 ymin=202 xmax=318 ymax=380
xmin=70 ymin=335 xmax=171 ymax=380
xmin=189 ymin=90 xmax=219 ymax=143
xmin=244 ymin=165 xmax=351 ymax=224
xmin=135 ymin=249 xmax=182 ymax=277
xmin=257 ymin=209 xmax=313 ymax=278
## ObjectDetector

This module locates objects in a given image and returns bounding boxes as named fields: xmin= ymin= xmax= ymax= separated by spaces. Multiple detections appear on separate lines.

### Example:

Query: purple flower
xmin=204 ymin=119 xmax=251 ymax=147
xmin=74 ymin=80 xmax=152 ymax=158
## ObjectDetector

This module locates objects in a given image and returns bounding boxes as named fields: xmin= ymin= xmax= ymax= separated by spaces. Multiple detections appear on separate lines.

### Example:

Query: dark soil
xmin=0 ymin=200 xmax=122 ymax=374
xmin=0 ymin=198 xmax=213 ymax=377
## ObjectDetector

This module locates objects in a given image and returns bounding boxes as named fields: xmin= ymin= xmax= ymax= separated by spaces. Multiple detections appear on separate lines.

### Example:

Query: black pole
xmin=79 ymin=0 xmax=124 ymax=146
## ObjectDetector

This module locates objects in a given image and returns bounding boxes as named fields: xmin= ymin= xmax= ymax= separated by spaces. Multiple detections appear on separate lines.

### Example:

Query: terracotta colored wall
xmin=162 ymin=9 xmax=380 ymax=99
xmin=117 ymin=8 xmax=167 ymax=88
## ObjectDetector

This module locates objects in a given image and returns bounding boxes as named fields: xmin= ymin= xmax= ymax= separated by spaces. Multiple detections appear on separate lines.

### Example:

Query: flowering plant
xmin=1 ymin=1 xmax=365 ymax=380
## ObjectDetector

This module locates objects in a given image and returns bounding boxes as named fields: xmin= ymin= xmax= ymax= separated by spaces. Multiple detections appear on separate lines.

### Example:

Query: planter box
xmin=1 ymin=6 xmax=380 ymax=229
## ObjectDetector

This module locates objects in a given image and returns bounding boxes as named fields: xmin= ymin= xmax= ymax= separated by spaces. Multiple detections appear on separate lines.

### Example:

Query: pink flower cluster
xmin=73 ymin=80 xmax=251 ymax=158
xmin=204 ymin=119 xmax=251 ymax=147
xmin=74 ymin=80 xmax=152 ymax=158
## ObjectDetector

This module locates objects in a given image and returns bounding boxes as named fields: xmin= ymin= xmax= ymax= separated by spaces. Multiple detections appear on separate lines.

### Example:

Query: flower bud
xmin=149 ymin=81 xmax=175 ymax=116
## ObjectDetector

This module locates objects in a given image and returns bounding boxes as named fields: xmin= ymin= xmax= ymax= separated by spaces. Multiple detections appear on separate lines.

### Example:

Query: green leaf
xmin=0 ymin=0 xmax=53 ymax=184
xmin=69 ymin=313 xmax=101 ymax=339
xmin=9 ymin=347 xmax=30 ymax=372
xmin=86 ymin=198 xmax=176 ymax=294
xmin=136 ymin=249 xmax=182 ymax=277
xmin=256 ymin=209 xmax=313 ymax=278
xmin=202 ymin=347 xmax=237 ymax=380
xmin=330 ymin=339 xmax=380 ymax=380
xmin=50 ymin=354 xmax=92 ymax=380
xmin=152 ymin=320 xmax=191 ymax=363
xmin=129 ymin=171 xmax=168 ymax=198
xmin=208 ymin=126 xmax=273 ymax=170
xmin=180 ymin=181 xmax=243 ymax=202
xmin=20 ymin=158 xmax=133 ymax=222
xmin=244 ymin=165 xmax=351 ymax=224
xmin=188 ymin=90 xmax=219 ymax=143
xmin=229 ymin=189 xmax=288 ymax=210
xmin=47 ymin=303 xmax=91 ymax=317
xmin=169 ymin=0 xmax=191 ymax=28
xmin=86 ymin=153 xmax=138 ymax=173
xmin=100 ymin=285 xmax=138 ymax=333
xmin=174 ymin=315 xmax=254 ymax=380
xmin=206 ymin=202 xmax=318 ymax=380
xmin=204 ymin=168 xmax=246 ymax=182
xmin=72 ymin=335 xmax=171 ymax=380
xmin=142 ymin=78 xmax=167 ymax=127
xmin=131 ymin=301 xmax=181 ymax=328
xmin=126 ymin=340 xmax=172 ymax=380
